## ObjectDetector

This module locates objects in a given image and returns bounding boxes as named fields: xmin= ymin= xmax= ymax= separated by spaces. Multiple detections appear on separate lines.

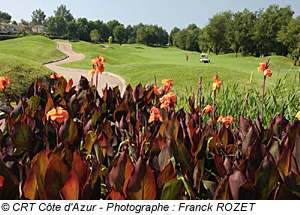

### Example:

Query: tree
xmin=253 ymin=5 xmax=294 ymax=56
xmin=277 ymin=16 xmax=300 ymax=64
xmin=169 ymin=27 xmax=180 ymax=45
xmin=90 ymin=29 xmax=100 ymax=44
xmin=31 ymin=9 xmax=46 ymax=25
xmin=67 ymin=21 xmax=79 ymax=40
xmin=20 ymin=19 xmax=29 ymax=26
xmin=77 ymin=18 xmax=89 ymax=41
xmin=12 ymin=20 xmax=17 ymax=25
xmin=113 ymin=25 xmax=126 ymax=45
xmin=46 ymin=16 xmax=67 ymax=36
xmin=54 ymin=4 xmax=74 ymax=22
xmin=206 ymin=11 xmax=233 ymax=55
xmin=0 ymin=11 xmax=12 ymax=23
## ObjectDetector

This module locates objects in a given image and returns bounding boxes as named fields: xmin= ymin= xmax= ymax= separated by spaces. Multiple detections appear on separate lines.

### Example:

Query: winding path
xmin=44 ymin=42 xmax=125 ymax=95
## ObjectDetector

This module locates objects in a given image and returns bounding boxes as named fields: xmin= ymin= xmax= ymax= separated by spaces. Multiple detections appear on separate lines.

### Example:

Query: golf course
xmin=1 ymin=35 xmax=298 ymax=123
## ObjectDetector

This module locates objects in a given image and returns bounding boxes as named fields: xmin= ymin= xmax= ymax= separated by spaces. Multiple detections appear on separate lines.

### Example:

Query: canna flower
xmin=203 ymin=104 xmax=213 ymax=114
xmin=154 ymin=85 xmax=160 ymax=95
xmin=296 ymin=111 xmax=300 ymax=120
xmin=92 ymin=55 xmax=106 ymax=66
xmin=159 ymin=92 xmax=176 ymax=109
xmin=212 ymin=75 xmax=222 ymax=90
xmin=96 ymin=64 xmax=105 ymax=74
xmin=218 ymin=115 xmax=235 ymax=125
xmin=257 ymin=63 xmax=266 ymax=72
xmin=148 ymin=106 xmax=163 ymax=123
xmin=264 ymin=69 xmax=273 ymax=77
xmin=46 ymin=106 xmax=69 ymax=124
xmin=0 ymin=77 xmax=12 ymax=90
xmin=51 ymin=72 xmax=63 ymax=79
xmin=162 ymin=78 xmax=173 ymax=92
xmin=89 ymin=68 xmax=96 ymax=75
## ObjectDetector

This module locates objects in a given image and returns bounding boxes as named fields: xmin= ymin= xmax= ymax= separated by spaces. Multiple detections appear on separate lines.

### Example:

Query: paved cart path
xmin=44 ymin=42 xmax=125 ymax=95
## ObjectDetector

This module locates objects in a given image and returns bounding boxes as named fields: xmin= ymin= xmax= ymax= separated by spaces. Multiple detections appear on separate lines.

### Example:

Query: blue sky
xmin=1 ymin=0 xmax=299 ymax=32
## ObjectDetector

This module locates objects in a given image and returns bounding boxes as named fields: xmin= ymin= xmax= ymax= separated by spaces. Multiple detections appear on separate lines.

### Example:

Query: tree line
xmin=171 ymin=5 xmax=300 ymax=60
xmin=1 ymin=4 xmax=300 ymax=60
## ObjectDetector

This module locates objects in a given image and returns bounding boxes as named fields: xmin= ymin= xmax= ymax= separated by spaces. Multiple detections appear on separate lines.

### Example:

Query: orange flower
xmin=148 ymin=106 xmax=163 ymax=123
xmin=51 ymin=72 xmax=63 ymax=79
xmin=212 ymin=75 xmax=222 ymax=90
xmin=218 ymin=115 xmax=235 ymax=125
xmin=257 ymin=63 xmax=267 ymax=72
xmin=159 ymin=92 xmax=176 ymax=109
xmin=46 ymin=107 xmax=69 ymax=124
xmin=154 ymin=85 xmax=159 ymax=95
xmin=227 ymin=115 xmax=236 ymax=124
xmin=89 ymin=68 xmax=96 ymax=75
xmin=264 ymin=69 xmax=272 ymax=77
xmin=96 ymin=64 xmax=105 ymax=74
xmin=162 ymin=78 xmax=173 ymax=91
xmin=296 ymin=111 xmax=300 ymax=120
xmin=92 ymin=55 xmax=106 ymax=66
xmin=203 ymin=104 xmax=213 ymax=114
xmin=0 ymin=77 xmax=12 ymax=90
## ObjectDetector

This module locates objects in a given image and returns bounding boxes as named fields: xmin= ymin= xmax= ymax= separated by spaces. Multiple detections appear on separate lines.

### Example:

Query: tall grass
xmin=176 ymin=73 xmax=300 ymax=127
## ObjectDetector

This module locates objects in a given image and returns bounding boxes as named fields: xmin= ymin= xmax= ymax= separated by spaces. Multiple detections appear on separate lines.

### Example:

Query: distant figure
xmin=186 ymin=54 xmax=188 ymax=62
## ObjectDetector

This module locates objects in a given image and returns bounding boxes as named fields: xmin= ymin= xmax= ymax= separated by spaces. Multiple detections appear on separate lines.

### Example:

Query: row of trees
xmin=1 ymin=4 xmax=300 ymax=58
xmin=171 ymin=5 xmax=300 ymax=58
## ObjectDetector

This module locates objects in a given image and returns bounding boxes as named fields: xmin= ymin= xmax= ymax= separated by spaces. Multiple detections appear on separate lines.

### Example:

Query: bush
xmin=0 ymin=74 xmax=299 ymax=200
xmin=0 ymin=34 xmax=20 ymax=41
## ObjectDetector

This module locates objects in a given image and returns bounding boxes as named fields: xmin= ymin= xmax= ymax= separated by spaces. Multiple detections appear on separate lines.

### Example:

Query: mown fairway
xmin=56 ymin=40 xmax=299 ymax=95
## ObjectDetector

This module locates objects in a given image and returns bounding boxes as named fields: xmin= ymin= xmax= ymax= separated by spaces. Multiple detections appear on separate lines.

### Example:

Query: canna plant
xmin=0 ymin=58 xmax=299 ymax=200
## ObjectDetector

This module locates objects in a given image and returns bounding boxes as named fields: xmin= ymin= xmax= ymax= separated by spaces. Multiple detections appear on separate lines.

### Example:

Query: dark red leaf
xmin=59 ymin=170 xmax=79 ymax=200
xmin=228 ymin=169 xmax=247 ymax=200
xmin=157 ymin=162 xmax=176 ymax=189
xmin=126 ymin=156 xmax=157 ymax=200
xmin=45 ymin=155 xmax=70 ymax=199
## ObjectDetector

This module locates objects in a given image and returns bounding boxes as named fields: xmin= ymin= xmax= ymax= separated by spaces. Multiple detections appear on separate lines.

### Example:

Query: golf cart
xmin=200 ymin=53 xmax=210 ymax=63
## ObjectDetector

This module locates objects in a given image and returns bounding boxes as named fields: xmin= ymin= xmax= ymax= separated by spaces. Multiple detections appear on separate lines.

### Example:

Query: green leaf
xmin=161 ymin=178 xmax=186 ymax=200
xmin=11 ymin=121 xmax=33 ymax=153
xmin=58 ymin=118 xmax=78 ymax=147
xmin=255 ymin=156 xmax=280 ymax=199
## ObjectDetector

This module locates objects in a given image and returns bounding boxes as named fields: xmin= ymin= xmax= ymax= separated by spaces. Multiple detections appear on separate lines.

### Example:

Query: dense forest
xmin=1 ymin=4 xmax=300 ymax=59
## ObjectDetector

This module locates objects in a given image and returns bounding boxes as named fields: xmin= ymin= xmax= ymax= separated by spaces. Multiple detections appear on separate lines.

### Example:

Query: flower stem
xmin=261 ymin=76 xmax=266 ymax=123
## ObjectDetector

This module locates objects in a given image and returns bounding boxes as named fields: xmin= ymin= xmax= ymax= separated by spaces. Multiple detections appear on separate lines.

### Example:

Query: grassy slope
xmin=0 ymin=35 xmax=66 ymax=63
xmin=0 ymin=36 xmax=66 ymax=99
xmin=56 ymin=40 xmax=299 ymax=95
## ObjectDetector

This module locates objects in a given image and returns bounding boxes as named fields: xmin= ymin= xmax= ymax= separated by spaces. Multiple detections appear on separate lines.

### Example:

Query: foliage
xmin=0 ymin=73 xmax=299 ymax=200
xmin=0 ymin=11 xmax=12 ymax=23
xmin=54 ymin=4 xmax=74 ymax=22
xmin=67 ymin=21 xmax=79 ymax=41
xmin=113 ymin=25 xmax=126 ymax=45
xmin=108 ymin=36 xmax=112 ymax=44
xmin=90 ymin=29 xmax=100 ymax=44
xmin=31 ymin=9 xmax=46 ymax=25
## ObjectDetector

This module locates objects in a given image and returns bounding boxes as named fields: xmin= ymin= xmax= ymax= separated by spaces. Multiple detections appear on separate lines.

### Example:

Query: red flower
xmin=218 ymin=115 xmax=235 ymax=125
xmin=96 ymin=64 xmax=105 ymax=74
xmin=264 ymin=69 xmax=273 ymax=77
xmin=203 ymin=104 xmax=213 ymax=114
xmin=0 ymin=77 xmax=12 ymax=90
xmin=212 ymin=75 xmax=222 ymax=90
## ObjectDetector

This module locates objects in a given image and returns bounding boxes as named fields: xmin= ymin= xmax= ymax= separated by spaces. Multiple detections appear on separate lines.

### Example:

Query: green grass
xmin=0 ymin=35 xmax=66 ymax=63
xmin=0 ymin=36 xmax=66 ymax=100
xmin=55 ymin=40 xmax=299 ymax=95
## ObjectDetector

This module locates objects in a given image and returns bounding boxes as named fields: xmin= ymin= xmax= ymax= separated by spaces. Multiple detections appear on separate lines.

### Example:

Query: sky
xmin=1 ymin=0 xmax=299 ymax=32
